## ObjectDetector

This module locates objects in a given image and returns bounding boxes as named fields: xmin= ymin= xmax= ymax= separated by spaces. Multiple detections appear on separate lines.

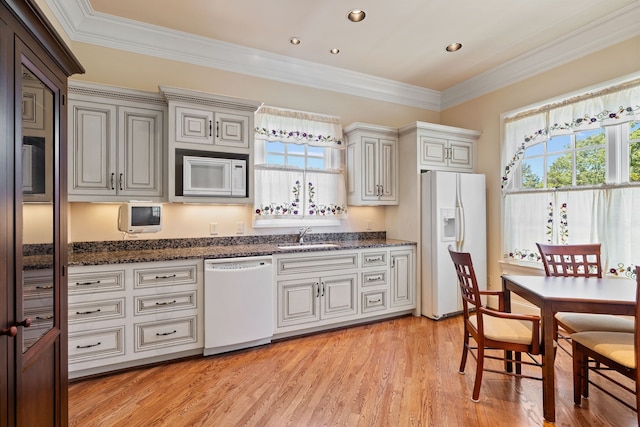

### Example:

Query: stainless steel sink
xmin=277 ymin=243 xmax=340 ymax=250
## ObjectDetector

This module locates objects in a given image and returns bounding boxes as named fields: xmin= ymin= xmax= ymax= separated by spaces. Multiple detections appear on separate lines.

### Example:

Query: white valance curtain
xmin=254 ymin=106 xmax=347 ymax=221
xmin=254 ymin=105 xmax=344 ymax=149
xmin=502 ymin=80 xmax=640 ymax=191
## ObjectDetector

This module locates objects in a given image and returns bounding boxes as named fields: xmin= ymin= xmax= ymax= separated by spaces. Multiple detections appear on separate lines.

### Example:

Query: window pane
xmin=521 ymin=158 xmax=543 ymax=188
xmin=266 ymin=141 xmax=285 ymax=154
xmin=288 ymin=156 xmax=305 ymax=168
xmin=524 ymin=143 xmax=544 ymax=157
xmin=288 ymin=144 xmax=305 ymax=155
xmin=576 ymin=147 xmax=605 ymax=185
xmin=631 ymin=141 xmax=640 ymax=182
xmin=266 ymin=153 xmax=285 ymax=165
xmin=307 ymin=157 xmax=324 ymax=169
xmin=547 ymin=135 xmax=571 ymax=153
xmin=576 ymin=128 xmax=605 ymax=148
xmin=547 ymin=153 xmax=572 ymax=187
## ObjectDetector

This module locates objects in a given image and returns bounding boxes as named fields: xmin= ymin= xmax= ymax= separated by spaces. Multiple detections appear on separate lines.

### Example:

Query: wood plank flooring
xmin=68 ymin=315 xmax=637 ymax=426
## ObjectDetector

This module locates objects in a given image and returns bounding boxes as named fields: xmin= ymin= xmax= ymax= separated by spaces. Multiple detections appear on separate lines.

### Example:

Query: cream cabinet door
xmin=68 ymin=100 xmax=117 ymax=196
xmin=419 ymin=135 xmax=473 ymax=172
xmin=378 ymin=138 xmax=397 ymax=202
xmin=390 ymin=248 xmax=415 ymax=308
xmin=175 ymin=106 xmax=214 ymax=145
xmin=215 ymin=112 xmax=249 ymax=148
xmin=118 ymin=106 xmax=163 ymax=197
xmin=277 ymin=278 xmax=320 ymax=327
xmin=319 ymin=274 xmax=357 ymax=320
xmin=362 ymin=136 xmax=379 ymax=200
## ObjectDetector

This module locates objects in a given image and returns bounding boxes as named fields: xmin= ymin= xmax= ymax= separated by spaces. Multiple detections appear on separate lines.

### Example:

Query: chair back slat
xmin=448 ymin=246 xmax=482 ymax=324
xmin=536 ymin=243 xmax=602 ymax=278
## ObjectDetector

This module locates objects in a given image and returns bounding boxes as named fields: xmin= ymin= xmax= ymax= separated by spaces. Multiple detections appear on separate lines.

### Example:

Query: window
xmin=253 ymin=106 xmax=347 ymax=227
xmin=502 ymin=78 xmax=640 ymax=276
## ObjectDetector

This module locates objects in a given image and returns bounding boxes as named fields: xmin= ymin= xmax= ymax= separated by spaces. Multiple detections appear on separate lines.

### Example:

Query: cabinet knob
xmin=0 ymin=326 xmax=17 ymax=337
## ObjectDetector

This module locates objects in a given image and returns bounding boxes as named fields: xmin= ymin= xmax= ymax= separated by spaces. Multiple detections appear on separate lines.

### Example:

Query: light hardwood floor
xmin=68 ymin=315 xmax=637 ymax=426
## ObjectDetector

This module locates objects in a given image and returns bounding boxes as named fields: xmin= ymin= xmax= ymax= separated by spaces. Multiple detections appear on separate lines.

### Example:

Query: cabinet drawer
xmin=362 ymin=251 xmax=387 ymax=267
xmin=69 ymin=327 xmax=125 ymax=361
xmin=68 ymin=270 xmax=126 ymax=294
xmin=135 ymin=316 xmax=198 ymax=351
xmin=68 ymin=298 xmax=125 ymax=323
xmin=23 ymin=269 xmax=53 ymax=297
xmin=362 ymin=290 xmax=387 ymax=313
xmin=134 ymin=291 xmax=197 ymax=316
xmin=277 ymin=253 xmax=358 ymax=275
xmin=361 ymin=270 xmax=387 ymax=287
xmin=134 ymin=263 xmax=198 ymax=289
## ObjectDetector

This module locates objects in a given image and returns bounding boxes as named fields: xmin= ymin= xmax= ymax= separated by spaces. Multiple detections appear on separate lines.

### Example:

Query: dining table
xmin=501 ymin=274 xmax=637 ymax=424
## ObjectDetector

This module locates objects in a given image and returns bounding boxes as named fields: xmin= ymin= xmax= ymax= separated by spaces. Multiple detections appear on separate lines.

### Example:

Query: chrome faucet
xmin=298 ymin=227 xmax=311 ymax=244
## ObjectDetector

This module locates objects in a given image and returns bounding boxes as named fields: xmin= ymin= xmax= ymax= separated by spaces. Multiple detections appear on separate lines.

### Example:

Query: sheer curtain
xmin=502 ymin=78 xmax=640 ymax=276
xmin=253 ymin=106 xmax=347 ymax=223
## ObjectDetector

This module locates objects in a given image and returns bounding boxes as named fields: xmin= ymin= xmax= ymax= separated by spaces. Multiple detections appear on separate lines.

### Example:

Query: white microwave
xmin=183 ymin=156 xmax=246 ymax=197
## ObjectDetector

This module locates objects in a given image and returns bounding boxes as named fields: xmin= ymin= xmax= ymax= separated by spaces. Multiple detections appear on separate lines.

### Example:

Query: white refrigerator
xmin=421 ymin=170 xmax=486 ymax=320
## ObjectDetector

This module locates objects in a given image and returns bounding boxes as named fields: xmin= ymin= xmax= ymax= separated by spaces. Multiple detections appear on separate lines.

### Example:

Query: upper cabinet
xmin=400 ymin=122 xmax=481 ymax=173
xmin=68 ymin=82 xmax=166 ymax=202
xmin=160 ymin=86 xmax=262 ymax=204
xmin=345 ymin=123 xmax=398 ymax=206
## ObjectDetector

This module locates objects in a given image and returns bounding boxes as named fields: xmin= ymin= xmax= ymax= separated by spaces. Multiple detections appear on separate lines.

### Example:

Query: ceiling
xmin=45 ymin=0 xmax=640 ymax=110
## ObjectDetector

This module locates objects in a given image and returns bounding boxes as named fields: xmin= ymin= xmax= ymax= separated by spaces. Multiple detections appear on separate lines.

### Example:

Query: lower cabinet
xmin=67 ymin=259 xmax=203 ymax=378
xmin=274 ymin=245 xmax=416 ymax=336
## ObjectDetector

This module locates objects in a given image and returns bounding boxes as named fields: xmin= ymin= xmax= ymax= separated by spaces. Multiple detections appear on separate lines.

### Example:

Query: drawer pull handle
xmin=156 ymin=330 xmax=177 ymax=336
xmin=77 ymin=342 xmax=101 ymax=349
xmin=35 ymin=315 xmax=54 ymax=320
xmin=372 ymin=299 xmax=381 ymax=303
xmin=155 ymin=274 xmax=177 ymax=279
xmin=155 ymin=300 xmax=177 ymax=306
xmin=76 ymin=309 xmax=101 ymax=315
xmin=366 ymin=276 xmax=382 ymax=281
xmin=35 ymin=285 xmax=53 ymax=290
xmin=366 ymin=256 xmax=383 ymax=262
xmin=76 ymin=280 xmax=101 ymax=286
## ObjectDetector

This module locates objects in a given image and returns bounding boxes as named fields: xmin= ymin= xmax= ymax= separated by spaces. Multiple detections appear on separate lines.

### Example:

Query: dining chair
xmin=571 ymin=265 xmax=639 ymax=423
xmin=536 ymin=243 xmax=634 ymax=354
xmin=448 ymin=246 xmax=543 ymax=402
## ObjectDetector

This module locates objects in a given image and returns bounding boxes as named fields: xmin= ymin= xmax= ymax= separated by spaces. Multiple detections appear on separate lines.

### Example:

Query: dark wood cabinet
xmin=0 ymin=1 xmax=83 ymax=425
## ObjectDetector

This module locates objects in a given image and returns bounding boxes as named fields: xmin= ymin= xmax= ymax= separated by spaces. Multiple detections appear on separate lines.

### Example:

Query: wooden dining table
xmin=501 ymin=274 xmax=637 ymax=424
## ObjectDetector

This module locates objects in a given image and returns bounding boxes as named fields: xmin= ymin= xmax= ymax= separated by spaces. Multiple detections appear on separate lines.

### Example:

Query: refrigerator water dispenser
xmin=441 ymin=208 xmax=456 ymax=241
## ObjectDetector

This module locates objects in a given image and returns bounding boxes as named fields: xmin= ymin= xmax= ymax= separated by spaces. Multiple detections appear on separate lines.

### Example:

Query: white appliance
xmin=183 ymin=155 xmax=246 ymax=197
xmin=421 ymin=171 xmax=486 ymax=319
xmin=203 ymin=256 xmax=273 ymax=356
xmin=117 ymin=202 xmax=162 ymax=234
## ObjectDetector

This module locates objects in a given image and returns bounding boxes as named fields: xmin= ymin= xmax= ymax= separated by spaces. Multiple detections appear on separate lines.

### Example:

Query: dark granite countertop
xmin=20 ymin=232 xmax=415 ymax=269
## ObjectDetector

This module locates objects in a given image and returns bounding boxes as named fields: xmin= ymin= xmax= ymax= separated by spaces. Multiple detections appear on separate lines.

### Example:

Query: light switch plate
xmin=236 ymin=222 xmax=244 ymax=234
xmin=209 ymin=223 xmax=217 ymax=235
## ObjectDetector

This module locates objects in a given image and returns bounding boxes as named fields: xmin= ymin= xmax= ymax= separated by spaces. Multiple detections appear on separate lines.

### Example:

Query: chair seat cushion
xmin=571 ymin=331 xmax=636 ymax=369
xmin=555 ymin=312 xmax=635 ymax=333
xmin=470 ymin=313 xmax=537 ymax=345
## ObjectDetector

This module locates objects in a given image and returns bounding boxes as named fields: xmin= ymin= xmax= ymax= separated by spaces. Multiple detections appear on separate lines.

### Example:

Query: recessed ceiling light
xmin=445 ymin=42 xmax=463 ymax=52
xmin=289 ymin=37 xmax=301 ymax=45
xmin=347 ymin=9 xmax=366 ymax=22
xmin=330 ymin=48 xmax=340 ymax=54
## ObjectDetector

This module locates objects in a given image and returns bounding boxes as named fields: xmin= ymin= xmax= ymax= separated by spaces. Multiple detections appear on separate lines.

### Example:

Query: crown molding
xmin=440 ymin=2 xmax=640 ymax=110
xmin=45 ymin=0 xmax=639 ymax=112
xmin=43 ymin=0 xmax=441 ymax=111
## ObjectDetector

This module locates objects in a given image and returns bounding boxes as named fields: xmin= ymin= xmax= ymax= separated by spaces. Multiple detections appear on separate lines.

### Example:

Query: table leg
xmin=541 ymin=304 xmax=556 ymax=423
xmin=502 ymin=279 xmax=513 ymax=373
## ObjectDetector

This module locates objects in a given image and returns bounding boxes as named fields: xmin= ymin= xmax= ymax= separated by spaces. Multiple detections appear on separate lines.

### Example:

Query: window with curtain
xmin=502 ymin=77 xmax=640 ymax=277
xmin=253 ymin=106 xmax=347 ymax=227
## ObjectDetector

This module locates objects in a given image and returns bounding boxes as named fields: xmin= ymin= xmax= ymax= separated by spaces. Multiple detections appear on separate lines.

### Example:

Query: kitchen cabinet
xmin=175 ymin=106 xmax=250 ymax=149
xmin=345 ymin=123 xmax=398 ymax=205
xmin=419 ymin=135 xmax=474 ymax=171
xmin=160 ymin=85 xmax=262 ymax=203
xmin=67 ymin=259 xmax=203 ymax=379
xmin=274 ymin=246 xmax=416 ymax=337
xmin=67 ymin=82 xmax=166 ymax=202
xmin=390 ymin=248 xmax=416 ymax=308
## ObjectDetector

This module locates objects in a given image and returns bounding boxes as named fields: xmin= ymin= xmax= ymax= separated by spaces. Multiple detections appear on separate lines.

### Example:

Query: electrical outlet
xmin=366 ymin=220 xmax=372 ymax=230
xmin=236 ymin=222 xmax=244 ymax=234
xmin=209 ymin=223 xmax=218 ymax=235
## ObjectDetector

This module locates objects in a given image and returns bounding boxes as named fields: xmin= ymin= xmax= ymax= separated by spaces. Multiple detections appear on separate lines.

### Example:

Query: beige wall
xmin=440 ymin=35 xmax=640 ymax=291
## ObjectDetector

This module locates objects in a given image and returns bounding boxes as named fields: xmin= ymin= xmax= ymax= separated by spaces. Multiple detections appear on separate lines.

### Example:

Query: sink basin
xmin=277 ymin=243 xmax=340 ymax=250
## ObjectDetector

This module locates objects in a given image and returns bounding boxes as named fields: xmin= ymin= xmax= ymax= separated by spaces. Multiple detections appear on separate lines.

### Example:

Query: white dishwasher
xmin=204 ymin=256 xmax=273 ymax=356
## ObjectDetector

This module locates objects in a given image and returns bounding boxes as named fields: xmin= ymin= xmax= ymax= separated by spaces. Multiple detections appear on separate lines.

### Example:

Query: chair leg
xmin=581 ymin=355 xmax=589 ymax=399
xmin=515 ymin=352 xmax=522 ymax=375
xmin=472 ymin=346 xmax=484 ymax=402
xmin=459 ymin=330 xmax=469 ymax=374
xmin=573 ymin=346 xmax=583 ymax=405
